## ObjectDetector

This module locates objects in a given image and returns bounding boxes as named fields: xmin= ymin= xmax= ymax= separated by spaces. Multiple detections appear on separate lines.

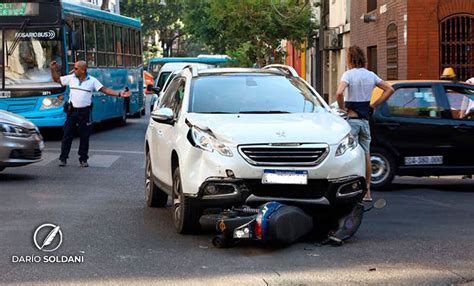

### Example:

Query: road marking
xmin=87 ymin=155 xmax=120 ymax=168
xmin=44 ymin=148 xmax=143 ymax=155
xmin=33 ymin=152 xmax=58 ymax=166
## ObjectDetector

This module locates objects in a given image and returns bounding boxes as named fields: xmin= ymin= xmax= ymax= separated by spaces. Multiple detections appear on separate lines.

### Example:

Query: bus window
xmin=105 ymin=24 xmax=115 ymax=67
xmin=115 ymin=26 xmax=123 ymax=66
xmin=130 ymin=30 xmax=135 ymax=67
xmin=96 ymin=22 xmax=106 ymax=67
xmin=73 ymin=19 xmax=85 ymax=62
xmin=123 ymin=28 xmax=131 ymax=67
xmin=135 ymin=30 xmax=141 ymax=67
xmin=84 ymin=20 xmax=96 ymax=66
xmin=4 ymin=29 xmax=63 ymax=87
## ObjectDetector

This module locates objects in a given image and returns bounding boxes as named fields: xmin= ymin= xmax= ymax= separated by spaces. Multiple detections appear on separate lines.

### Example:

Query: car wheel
xmin=145 ymin=151 xmax=168 ymax=207
xmin=172 ymin=166 xmax=201 ymax=234
xmin=370 ymin=147 xmax=396 ymax=190
xmin=141 ymin=108 xmax=146 ymax=116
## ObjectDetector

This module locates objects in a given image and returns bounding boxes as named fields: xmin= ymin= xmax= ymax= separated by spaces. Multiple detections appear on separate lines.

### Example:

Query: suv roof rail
xmin=181 ymin=64 xmax=199 ymax=77
xmin=262 ymin=64 xmax=299 ymax=77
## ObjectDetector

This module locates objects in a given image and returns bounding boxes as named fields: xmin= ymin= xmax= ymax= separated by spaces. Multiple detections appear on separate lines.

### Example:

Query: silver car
xmin=0 ymin=110 xmax=44 ymax=172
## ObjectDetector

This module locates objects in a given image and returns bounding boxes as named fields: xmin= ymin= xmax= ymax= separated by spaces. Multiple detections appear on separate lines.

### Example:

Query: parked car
xmin=144 ymin=65 xmax=367 ymax=234
xmin=149 ymin=62 xmax=215 ymax=113
xmin=0 ymin=110 xmax=44 ymax=172
xmin=369 ymin=80 xmax=474 ymax=188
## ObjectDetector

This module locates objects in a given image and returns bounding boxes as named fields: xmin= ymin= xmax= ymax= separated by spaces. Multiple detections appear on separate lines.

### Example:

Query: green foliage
xmin=121 ymin=0 xmax=184 ymax=58
xmin=182 ymin=0 xmax=318 ymax=67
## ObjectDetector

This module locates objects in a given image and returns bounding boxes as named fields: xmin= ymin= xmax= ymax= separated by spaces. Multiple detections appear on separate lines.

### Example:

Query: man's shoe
xmin=79 ymin=161 xmax=89 ymax=168
xmin=59 ymin=159 xmax=67 ymax=167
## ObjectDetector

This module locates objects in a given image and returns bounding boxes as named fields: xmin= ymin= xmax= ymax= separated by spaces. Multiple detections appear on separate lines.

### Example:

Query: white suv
xmin=145 ymin=65 xmax=367 ymax=234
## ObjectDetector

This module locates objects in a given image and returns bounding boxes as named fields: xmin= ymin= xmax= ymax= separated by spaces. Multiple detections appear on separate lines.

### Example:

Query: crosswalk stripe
xmin=87 ymin=155 xmax=120 ymax=168
xmin=33 ymin=152 xmax=58 ymax=166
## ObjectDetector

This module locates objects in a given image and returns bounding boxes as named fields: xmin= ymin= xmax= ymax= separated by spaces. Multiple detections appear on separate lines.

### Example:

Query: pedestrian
xmin=335 ymin=46 xmax=395 ymax=201
xmin=49 ymin=60 xmax=131 ymax=167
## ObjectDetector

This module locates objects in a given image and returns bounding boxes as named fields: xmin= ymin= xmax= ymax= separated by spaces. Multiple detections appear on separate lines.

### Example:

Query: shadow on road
xmin=0 ymin=172 xmax=38 ymax=182
xmin=388 ymin=177 xmax=474 ymax=193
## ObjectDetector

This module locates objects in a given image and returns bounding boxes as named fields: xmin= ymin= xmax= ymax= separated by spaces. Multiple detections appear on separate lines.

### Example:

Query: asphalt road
xmin=1 ymin=107 xmax=473 ymax=285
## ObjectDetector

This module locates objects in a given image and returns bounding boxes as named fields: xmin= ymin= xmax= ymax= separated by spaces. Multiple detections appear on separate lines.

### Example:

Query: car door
xmin=150 ymin=76 xmax=180 ymax=183
xmin=150 ymin=77 xmax=186 ymax=186
xmin=372 ymin=84 xmax=453 ymax=168
xmin=440 ymin=84 xmax=474 ymax=166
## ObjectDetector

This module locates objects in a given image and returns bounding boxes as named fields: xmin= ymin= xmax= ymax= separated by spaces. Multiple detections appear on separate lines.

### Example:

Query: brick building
xmin=351 ymin=0 xmax=474 ymax=81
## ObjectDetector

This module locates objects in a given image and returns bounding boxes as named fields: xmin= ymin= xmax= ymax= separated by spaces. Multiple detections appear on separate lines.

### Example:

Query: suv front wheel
xmin=145 ymin=151 xmax=168 ymax=207
xmin=172 ymin=166 xmax=201 ymax=234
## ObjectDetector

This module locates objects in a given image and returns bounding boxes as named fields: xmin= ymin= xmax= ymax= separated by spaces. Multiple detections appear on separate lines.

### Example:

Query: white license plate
xmin=405 ymin=156 xmax=443 ymax=165
xmin=262 ymin=170 xmax=308 ymax=185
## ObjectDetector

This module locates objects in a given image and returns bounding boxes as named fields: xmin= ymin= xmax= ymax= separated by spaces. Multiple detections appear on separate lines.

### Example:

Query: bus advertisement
xmin=0 ymin=0 xmax=144 ymax=128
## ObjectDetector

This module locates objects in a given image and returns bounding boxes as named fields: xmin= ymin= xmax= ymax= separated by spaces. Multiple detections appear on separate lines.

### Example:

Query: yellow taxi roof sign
xmin=441 ymin=67 xmax=456 ymax=78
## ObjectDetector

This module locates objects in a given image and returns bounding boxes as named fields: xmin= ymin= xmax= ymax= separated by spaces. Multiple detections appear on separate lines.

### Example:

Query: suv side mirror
xmin=151 ymin=107 xmax=174 ymax=124
xmin=150 ymin=86 xmax=161 ymax=95
xmin=71 ymin=31 xmax=81 ymax=51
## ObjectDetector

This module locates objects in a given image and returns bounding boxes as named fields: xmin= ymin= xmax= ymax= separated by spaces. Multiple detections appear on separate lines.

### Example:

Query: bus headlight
xmin=40 ymin=95 xmax=65 ymax=110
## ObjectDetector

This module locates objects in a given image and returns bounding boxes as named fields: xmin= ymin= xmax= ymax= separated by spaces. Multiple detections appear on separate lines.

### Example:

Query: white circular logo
xmin=33 ymin=223 xmax=63 ymax=252
xmin=48 ymin=30 xmax=56 ymax=40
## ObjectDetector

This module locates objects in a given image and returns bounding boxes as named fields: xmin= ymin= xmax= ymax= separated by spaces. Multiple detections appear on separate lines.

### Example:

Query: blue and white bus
xmin=0 ymin=0 xmax=144 ymax=127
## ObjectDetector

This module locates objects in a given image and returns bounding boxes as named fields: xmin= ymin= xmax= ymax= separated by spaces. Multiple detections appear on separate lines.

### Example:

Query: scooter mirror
xmin=373 ymin=198 xmax=387 ymax=209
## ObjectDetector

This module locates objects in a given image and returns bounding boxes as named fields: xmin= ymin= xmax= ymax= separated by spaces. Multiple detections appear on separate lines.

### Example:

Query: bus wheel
xmin=117 ymin=104 xmax=127 ymax=126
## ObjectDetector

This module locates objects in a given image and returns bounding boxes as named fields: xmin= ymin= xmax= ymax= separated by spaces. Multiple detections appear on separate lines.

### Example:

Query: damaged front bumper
xmin=194 ymin=175 xmax=367 ymax=208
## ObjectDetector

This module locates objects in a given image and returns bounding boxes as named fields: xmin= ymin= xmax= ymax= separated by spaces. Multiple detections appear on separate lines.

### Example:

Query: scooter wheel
xmin=212 ymin=235 xmax=229 ymax=248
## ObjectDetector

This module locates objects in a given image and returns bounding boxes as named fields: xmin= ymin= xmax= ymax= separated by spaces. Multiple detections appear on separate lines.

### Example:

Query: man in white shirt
xmin=49 ymin=60 xmax=131 ymax=167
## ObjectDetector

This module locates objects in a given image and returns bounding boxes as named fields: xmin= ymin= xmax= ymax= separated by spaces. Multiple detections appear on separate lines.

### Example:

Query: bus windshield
xmin=3 ymin=28 xmax=64 ymax=89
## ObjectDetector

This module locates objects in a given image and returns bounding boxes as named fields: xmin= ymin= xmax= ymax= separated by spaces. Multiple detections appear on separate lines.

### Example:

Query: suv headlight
xmin=335 ymin=133 xmax=357 ymax=156
xmin=40 ymin=95 xmax=65 ymax=110
xmin=0 ymin=123 xmax=31 ymax=137
xmin=189 ymin=126 xmax=233 ymax=157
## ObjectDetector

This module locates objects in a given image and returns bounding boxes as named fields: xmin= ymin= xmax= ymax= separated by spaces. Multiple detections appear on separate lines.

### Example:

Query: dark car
xmin=369 ymin=80 xmax=474 ymax=188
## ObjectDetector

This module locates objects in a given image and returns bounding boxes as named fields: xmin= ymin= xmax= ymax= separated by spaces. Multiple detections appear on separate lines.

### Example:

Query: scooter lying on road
xmin=200 ymin=199 xmax=386 ymax=248
xmin=325 ymin=199 xmax=387 ymax=246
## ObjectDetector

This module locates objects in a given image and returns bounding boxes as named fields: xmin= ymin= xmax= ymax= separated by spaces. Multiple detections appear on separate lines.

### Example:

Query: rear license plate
xmin=404 ymin=156 xmax=443 ymax=165
xmin=262 ymin=170 xmax=308 ymax=185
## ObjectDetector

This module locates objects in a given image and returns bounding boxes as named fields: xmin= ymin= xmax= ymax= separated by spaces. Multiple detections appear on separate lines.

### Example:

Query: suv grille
xmin=238 ymin=144 xmax=329 ymax=166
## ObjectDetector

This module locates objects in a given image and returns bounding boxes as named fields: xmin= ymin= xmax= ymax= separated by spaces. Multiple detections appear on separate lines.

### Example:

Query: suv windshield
xmin=3 ymin=28 xmax=64 ymax=89
xmin=189 ymin=74 xmax=325 ymax=113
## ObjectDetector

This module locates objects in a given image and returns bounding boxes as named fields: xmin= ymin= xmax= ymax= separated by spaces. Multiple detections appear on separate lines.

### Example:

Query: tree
xmin=182 ymin=0 xmax=318 ymax=66
xmin=121 ymin=0 xmax=184 ymax=60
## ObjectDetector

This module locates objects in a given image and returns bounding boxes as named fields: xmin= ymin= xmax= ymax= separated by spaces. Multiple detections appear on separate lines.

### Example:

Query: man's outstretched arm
xmin=99 ymin=87 xmax=131 ymax=98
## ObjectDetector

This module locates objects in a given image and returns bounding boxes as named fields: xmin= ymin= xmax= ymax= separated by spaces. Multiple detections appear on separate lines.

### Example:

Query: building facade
xmin=63 ymin=0 xmax=120 ymax=15
xmin=351 ymin=0 xmax=474 ymax=81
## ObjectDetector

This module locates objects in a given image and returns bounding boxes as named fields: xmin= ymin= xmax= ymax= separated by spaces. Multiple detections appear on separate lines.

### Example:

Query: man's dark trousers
xmin=59 ymin=107 xmax=91 ymax=162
